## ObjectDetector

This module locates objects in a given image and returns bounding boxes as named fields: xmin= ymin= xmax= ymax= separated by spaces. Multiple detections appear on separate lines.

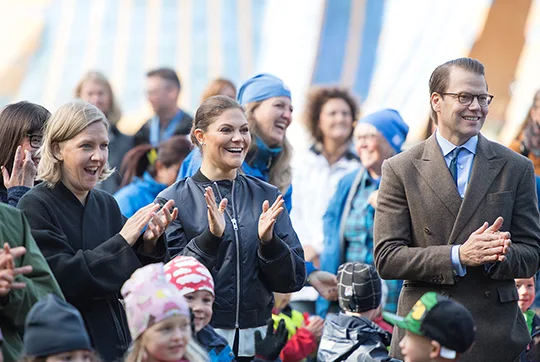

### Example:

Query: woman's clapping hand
xmin=204 ymin=187 xmax=228 ymax=237
xmin=258 ymin=195 xmax=285 ymax=243
xmin=120 ymin=200 xmax=178 ymax=249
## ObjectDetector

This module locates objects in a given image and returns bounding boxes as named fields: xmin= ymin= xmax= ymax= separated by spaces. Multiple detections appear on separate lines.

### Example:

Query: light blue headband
xmin=237 ymin=73 xmax=291 ymax=105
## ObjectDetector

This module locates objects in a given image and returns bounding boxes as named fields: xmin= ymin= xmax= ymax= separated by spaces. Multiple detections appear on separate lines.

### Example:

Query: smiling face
xmin=184 ymin=290 xmax=214 ymax=332
xmin=516 ymin=277 xmax=536 ymax=313
xmin=196 ymin=108 xmax=251 ymax=177
xmin=431 ymin=67 xmax=488 ymax=146
xmin=354 ymin=123 xmax=395 ymax=177
xmin=79 ymin=80 xmax=112 ymax=116
xmin=54 ymin=122 xmax=109 ymax=203
xmin=252 ymin=96 xmax=292 ymax=147
xmin=318 ymin=98 xmax=353 ymax=146
xmin=143 ymin=315 xmax=192 ymax=362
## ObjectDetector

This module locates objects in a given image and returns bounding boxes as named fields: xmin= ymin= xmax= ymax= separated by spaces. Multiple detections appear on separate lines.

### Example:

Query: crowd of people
xmin=0 ymin=56 xmax=539 ymax=362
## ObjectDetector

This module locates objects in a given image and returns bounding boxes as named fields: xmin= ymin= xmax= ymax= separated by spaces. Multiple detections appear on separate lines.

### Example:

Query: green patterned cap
xmin=383 ymin=292 xmax=476 ymax=354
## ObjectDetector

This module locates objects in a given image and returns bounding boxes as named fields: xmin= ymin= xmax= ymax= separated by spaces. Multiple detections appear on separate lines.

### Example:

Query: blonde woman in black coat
xmin=18 ymin=100 xmax=177 ymax=361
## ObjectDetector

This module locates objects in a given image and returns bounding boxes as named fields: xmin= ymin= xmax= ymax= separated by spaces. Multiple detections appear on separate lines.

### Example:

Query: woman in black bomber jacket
xmin=156 ymin=95 xmax=306 ymax=360
xmin=18 ymin=100 xmax=177 ymax=362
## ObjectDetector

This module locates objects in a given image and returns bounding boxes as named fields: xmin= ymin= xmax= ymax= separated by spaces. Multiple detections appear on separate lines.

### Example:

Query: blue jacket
xmin=317 ymin=170 xmax=361 ymax=316
xmin=317 ymin=168 xmax=402 ymax=316
xmin=114 ymin=172 xmax=167 ymax=218
xmin=176 ymin=140 xmax=293 ymax=212
xmin=196 ymin=325 xmax=235 ymax=362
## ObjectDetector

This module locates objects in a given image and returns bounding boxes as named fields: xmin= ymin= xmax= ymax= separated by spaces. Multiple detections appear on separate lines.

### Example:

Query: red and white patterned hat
xmin=164 ymin=256 xmax=215 ymax=297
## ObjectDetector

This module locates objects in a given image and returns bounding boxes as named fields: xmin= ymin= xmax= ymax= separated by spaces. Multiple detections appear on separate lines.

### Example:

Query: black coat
xmin=18 ymin=182 xmax=168 ymax=361
xmin=318 ymin=313 xmax=400 ymax=362
xmin=156 ymin=170 xmax=306 ymax=329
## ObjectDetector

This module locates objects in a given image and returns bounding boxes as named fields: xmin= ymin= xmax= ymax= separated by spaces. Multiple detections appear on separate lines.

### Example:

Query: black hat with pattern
xmin=337 ymin=262 xmax=382 ymax=313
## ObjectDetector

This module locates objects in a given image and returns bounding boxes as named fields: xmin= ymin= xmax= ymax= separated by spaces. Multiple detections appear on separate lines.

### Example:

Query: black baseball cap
xmin=384 ymin=292 xmax=476 ymax=359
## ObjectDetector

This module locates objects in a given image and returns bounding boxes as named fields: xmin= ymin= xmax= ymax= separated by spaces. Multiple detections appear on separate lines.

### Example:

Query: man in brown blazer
xmin=374 ymin=57 xmax=540 ymax=362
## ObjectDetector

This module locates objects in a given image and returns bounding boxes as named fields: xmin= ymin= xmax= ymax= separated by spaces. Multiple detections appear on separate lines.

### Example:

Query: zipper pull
xmin=231 ymin=218 xmax=238 ymax=230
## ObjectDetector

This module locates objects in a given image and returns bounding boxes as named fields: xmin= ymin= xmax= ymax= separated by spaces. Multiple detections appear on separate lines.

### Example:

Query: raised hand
xmin=204 ymin=187 xmax=227 ymax=237
xmin=459 ymin=216 xmax=511 ymax=267
xmin=143 ymin=199 xmax=179 ymax=248
xmin=308 ymin=270 xmax=338 ymax=301
xmin=258 ymin=195 xmax=285 ymax=243
xmin=304 ymin=315 xmax=325 ymax=338
xmin=1 ymin=146 xmax=37 ymax=189
xmin=0 ymin=243 xmax=33 ymax=295
xmin=254 ymin=318 xmax=288 ymax=361
xmin=120 ymin=203 xmax=161 ymax=246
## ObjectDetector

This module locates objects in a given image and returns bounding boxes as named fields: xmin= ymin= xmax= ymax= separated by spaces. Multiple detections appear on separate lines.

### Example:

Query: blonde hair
xmin=125 ymin=335 xmax=209 ymax=362
xmin=38 ymin=100 xmax=114 ymax=187
xmin=200 ymin=78 xmax=236 ymax=103
xmin=245 ymin=101 xmax=292 ymax=195
xmin=74 ymin=71 xmax=122 ymax=125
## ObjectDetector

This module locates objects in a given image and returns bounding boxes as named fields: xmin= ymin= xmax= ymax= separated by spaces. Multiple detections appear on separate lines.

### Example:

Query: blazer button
xmin=424 ymin=227 xmax=431 ymax=235
xmin=484 ymin=291 xmax=491 ymax=299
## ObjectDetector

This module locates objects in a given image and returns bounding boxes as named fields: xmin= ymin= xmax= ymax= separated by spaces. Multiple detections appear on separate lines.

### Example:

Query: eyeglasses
xmin=439 ymin=92 xmax=494 ymax=107
xmin=355 ymin=133 xmax=379 ymax=143
xmin=27 ymin=134 xmax=43 ymax=148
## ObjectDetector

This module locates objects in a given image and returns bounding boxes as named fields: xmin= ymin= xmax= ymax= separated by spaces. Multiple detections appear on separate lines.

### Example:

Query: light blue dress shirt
xmin=435 ymin=131 xmax=478 ymax=277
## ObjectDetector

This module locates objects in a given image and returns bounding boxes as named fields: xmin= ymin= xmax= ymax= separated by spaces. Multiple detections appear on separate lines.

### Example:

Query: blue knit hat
xmin=237 ymin=73 xmax=291 ymax=105
xmin=359 ymin=109 xmax=409 ymax=153
xmin=24 ymin=294 xmax=92 ymax=357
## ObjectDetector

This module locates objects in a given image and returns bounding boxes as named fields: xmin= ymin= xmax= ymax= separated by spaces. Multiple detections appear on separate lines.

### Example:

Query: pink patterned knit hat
xmin=121 ymin=263 xmax=191 ymax=341
xmin=164 ymin=256 xmax=215 ymax=296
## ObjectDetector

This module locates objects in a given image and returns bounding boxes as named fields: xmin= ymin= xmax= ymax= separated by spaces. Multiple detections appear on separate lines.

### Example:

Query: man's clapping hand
xmin=459 ymin=216 xmax=511 ymax=267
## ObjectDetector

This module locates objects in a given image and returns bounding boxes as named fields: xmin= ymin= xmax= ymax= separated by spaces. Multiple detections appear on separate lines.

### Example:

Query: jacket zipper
xmin=213 ymin=181 xmax=241 ymax=329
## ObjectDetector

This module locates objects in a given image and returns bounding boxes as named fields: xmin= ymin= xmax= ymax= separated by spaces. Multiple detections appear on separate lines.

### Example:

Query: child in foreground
xmin=384 ymin=292 xmax=476 ymax=362
xmin=164 ymin=255 xmax=288 ymax=362
xmin=516 ymin=276 xmax=540 ymax=361
xmin=122 ymin=263 xmax=208 ymax=362
xmin=318 ymin=262 xmax=399 ymax=362
xmin=22 ymin=293 xmax=98 ymax=362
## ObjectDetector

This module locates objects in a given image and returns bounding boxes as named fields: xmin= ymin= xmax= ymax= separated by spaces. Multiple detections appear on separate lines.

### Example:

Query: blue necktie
xmin=449 ymin=147 xmax=463 ymax=185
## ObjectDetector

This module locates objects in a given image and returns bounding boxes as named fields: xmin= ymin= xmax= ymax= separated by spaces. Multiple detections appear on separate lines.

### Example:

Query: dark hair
xmin=201 ymin=78 xmax=236 ymax=103
xmin=428 ymin=57 xmax=486 ymax=124
xmin=0 ymin=101 xmax=50 ymax=188
xmin=303 ymin=86 xmax=359 ymax=144
xmin=190 ymin=95 xmax=245 ymax=147
xmin=146 ymin=67 xmax=181 ymax=90
xmin=118 ymin=135 xmax=192 ymax=188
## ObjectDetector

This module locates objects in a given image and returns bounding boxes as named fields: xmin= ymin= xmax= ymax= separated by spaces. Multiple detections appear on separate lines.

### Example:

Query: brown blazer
xmin=374 ymin=134 xmax=540 ymax=362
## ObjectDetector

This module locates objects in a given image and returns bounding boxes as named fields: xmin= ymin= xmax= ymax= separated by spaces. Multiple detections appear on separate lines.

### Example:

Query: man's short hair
xmin=146 ymin=67 xmax=181 ymax=91
xmin=428 ymin=57 xmax=486 ymax=124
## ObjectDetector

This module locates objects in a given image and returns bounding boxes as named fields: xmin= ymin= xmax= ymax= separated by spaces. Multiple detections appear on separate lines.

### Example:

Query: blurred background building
xmin=0 ymin=0 xmax=539 ymax=151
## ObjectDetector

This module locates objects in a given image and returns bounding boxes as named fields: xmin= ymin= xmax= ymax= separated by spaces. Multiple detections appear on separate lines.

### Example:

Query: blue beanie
xmin=24 ymin=294 xmax=93 ymax=357
xmin=359 ymin=109 xmax=409 ymax=153
xmin=237 ymin=73 xmax=291 ymax=105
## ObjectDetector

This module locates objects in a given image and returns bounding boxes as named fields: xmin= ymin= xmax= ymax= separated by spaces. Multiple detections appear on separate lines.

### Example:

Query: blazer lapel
xmin=412 ymin=135 xmax=462 ymax=218
xmin=448 ymin=134 xmax=507 ymax=244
